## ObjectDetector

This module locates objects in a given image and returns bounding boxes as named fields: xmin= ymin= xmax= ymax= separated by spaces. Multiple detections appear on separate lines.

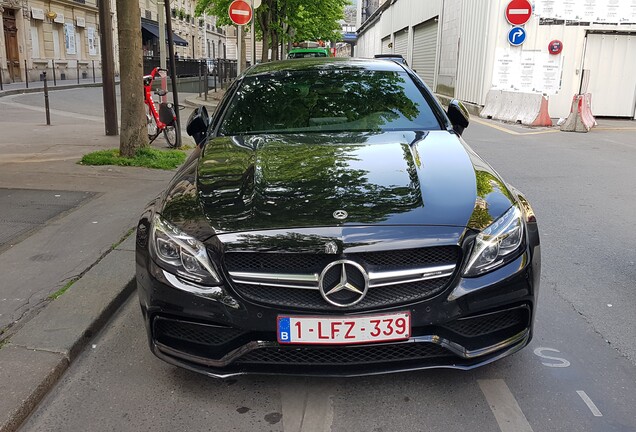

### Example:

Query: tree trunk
xmin=116 ymin=0 xmax=147 ymax=157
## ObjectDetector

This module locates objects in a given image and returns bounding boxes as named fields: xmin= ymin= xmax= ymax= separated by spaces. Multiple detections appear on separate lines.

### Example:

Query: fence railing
xmin=0 ymin=57 xmax=242 ymax=92
xmin=0 ymin=59 xmax=103 ymax=91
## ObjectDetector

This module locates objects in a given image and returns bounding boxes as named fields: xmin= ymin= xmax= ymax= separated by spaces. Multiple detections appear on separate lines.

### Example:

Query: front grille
xmin=443 ymin=308 xmax=526 ymax=337
xmin=226 ymin=246 xmax=460 ymax=310
xmin=154 ymin=317 xmax=245 ymax=346
xmin=224 ymin=246 xmax=459 ymax=273
xmin=233 ymin=277 xmax=451 ymax=311
xmin=235 ymin=342 xmax=451 ymax=366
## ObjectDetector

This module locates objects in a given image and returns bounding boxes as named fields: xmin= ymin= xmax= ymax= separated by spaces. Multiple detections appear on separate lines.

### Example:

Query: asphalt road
xmin=13 ymin=93 xmax=636 ymax=431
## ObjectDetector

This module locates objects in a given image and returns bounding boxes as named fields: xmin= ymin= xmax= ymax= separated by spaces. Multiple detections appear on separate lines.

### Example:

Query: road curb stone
xmin=0 ymin=242 xmax=137 ymax=432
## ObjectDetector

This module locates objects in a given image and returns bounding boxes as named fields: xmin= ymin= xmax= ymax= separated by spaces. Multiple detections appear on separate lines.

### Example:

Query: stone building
xmin=1 ymin=0 xmax=226 ymax=84
xmin=1 ymin=0 xmax=109 ymax=83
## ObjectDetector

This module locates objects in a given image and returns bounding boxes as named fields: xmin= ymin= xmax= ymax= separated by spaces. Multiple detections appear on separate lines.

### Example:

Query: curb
xmin=0 ymin=233 xmax=137 ymax=432
xmin=183 ymin=96 xmax=219 ymax=109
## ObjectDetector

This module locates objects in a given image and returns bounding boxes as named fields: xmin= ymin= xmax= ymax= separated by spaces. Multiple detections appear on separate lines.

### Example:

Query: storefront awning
xmin=141 ymin=20 xmax=188 ymax=47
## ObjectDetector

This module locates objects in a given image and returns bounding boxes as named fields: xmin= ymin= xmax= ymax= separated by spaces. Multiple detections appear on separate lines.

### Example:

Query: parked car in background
xmin=288 ymin=47 xmax=332 ymax=59
xmin=137 ymin=58 xmax=541 ymax=378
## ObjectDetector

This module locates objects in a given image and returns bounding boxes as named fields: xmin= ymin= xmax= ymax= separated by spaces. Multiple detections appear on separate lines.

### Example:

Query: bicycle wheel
xmin=146 ymin=105 xmax=158 ymax=139
xmin=163 ymin=125 xmax=177 ymax=148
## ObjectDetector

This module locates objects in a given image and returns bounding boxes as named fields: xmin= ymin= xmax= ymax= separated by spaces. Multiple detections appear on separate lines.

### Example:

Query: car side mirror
xmin=447 ymin=99 xmax=470 ymax=136
xmin=186 ymin=106 xmax=209 ymax=146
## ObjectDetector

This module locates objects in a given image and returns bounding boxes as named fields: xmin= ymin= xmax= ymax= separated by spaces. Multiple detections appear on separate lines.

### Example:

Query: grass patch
xmin=49 ymin=278 xmax=78 ymax=300
xmin=111 ymin=227 xmax=136 ymax=250
xmin=0 ymin=339 xmax=8 ymax=350
xmin=79 ymin=147 xmax=186 ymax=170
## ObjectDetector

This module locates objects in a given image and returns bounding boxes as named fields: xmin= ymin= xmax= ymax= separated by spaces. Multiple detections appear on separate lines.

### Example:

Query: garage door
xmin=583 ymin=33 xmax=636 ymax=117
xmin=411 ymin=19 xmax=438 ymax=88
xmin=394 ymin=28 xmax=408 ymax=59
xmin=381 ymin=36 xmax=391 ymax=54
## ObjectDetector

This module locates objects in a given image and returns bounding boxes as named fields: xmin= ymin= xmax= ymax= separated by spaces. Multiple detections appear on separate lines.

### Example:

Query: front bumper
xmin=136 ymin=244 xmax=540 ymax=378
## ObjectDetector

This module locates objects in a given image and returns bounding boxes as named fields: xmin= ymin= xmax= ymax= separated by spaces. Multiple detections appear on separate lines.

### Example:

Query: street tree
xmin=195 ymin=0 xmax=348 ymax=62
xmin=116 ymin=0 xmax=147 ymax=157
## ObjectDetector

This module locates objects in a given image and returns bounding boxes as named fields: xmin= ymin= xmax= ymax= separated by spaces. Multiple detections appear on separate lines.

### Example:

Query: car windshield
xmin=219 ymin=69 xmax=441 ymax=135
xmin=288 ymin=51 xmax=327 ymax=58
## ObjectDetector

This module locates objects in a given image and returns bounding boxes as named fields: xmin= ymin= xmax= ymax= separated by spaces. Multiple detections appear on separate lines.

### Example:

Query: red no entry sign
xmin=228 ymin=0 xmax=252 ymax=26
xmin=505 ymin=0 xmax=532 ymax=26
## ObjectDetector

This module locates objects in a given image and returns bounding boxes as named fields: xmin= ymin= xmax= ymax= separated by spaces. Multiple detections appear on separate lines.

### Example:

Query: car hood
xmin=160 ymin=131 xmax=514 ymax=237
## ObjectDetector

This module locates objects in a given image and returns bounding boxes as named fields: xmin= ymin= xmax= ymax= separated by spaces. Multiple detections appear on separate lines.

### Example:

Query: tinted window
xmin=219 ymin=70 xmax=441 ymax=135
xmin=288 ymin=52 xmax=327 ymax=58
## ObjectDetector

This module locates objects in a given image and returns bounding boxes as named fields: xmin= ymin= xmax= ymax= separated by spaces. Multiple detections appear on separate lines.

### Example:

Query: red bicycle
xmin=143 ymin=67 xmax=177 ymax=147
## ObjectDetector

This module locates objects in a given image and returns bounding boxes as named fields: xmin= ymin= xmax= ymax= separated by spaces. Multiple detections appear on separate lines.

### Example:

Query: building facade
xmin=356 ymin=0 xmax=636 ymax=119
xmin=1 ymin=0 xmax=110 ymax=83
xmin=1 ymin=0 xmax=227 ymax=84
xmin=139 ymin=0 xmax=226 ymax=61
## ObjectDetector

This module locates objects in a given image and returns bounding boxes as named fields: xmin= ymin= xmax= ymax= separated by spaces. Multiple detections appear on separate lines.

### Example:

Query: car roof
xmin=245 ymin=57 xmax=405 ymax=77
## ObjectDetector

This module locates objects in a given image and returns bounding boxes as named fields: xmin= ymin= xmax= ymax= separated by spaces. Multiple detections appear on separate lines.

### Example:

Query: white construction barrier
xmin=480 ymin=90 xmax=553 ymax=127
xmin=560 ymin=93 xmax=597 ymax=133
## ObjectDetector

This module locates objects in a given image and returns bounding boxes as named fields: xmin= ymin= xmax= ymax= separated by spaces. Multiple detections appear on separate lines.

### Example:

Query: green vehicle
xmin=287 ymin=47 xmax=332 ymax=59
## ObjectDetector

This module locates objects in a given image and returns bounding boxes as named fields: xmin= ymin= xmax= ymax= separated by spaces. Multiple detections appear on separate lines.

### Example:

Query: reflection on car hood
xmin=159 ymin=131 xmax=514 ymax=235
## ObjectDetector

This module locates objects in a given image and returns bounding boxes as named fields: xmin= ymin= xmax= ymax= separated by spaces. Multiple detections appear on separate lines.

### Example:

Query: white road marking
xmin=231 ymin=9 xmax=250 ymax=16
xmin=533 ymin=347 xmax=571 ymax=368
xmin=279 ymin=379 xmax=335 ymax=432
xmin=509 ymin=8 xmax=530 ymax=14
xmin=478 ymin=379 xmax=534 ymax=432
xmin=577 ymin=391 xmax=603 ymax=417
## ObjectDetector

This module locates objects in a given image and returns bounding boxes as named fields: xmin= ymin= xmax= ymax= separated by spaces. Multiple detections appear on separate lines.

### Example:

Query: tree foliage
xmin=195 ymin=0 xmax=348 ymax=62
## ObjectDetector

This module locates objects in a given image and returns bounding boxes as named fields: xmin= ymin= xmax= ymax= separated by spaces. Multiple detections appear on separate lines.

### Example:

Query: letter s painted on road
xmin=533 ymin=347 xmax=570 ymax=368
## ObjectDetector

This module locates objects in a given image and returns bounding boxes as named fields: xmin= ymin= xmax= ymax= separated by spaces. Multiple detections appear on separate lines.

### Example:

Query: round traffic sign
xmin=508 ymin=26 xmax=526 ymax=46
xmin=548 ymin=39 xmax=564 ymax=55
xmin=505 ymin=0 xmax=532 ymax=26
xmin=228 ymin=0 xmax=252 ymax=26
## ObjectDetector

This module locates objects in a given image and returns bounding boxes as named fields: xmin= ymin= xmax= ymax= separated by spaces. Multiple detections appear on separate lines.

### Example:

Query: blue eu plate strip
xmin=278 ymin=317 xmax=291 ymax=342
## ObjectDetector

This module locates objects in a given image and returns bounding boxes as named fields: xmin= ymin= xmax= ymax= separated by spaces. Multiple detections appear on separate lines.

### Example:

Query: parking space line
xmin=576 ymin=391 xmax=603 ymax=417
xmin=478 ymin=379 xmax=534 ymax=432
xmin=471 ymin=117 xmax=559 ymax=136
xmin=279 ymin=379 xmax=335 ymax=432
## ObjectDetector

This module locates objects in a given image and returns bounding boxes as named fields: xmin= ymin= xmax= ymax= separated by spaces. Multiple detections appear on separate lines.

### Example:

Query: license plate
xmin=277 ymin=312 xmax=411 ymax=345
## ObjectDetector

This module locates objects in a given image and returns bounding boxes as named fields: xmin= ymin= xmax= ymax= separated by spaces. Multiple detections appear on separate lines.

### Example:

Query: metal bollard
xmin=52 ymin=60 xmax=57 ymax=86
xmin=43 ymin=72 xmax=51 ymax=126
xmin=92 ymin=60 xmax=96 ymax=83
xmin=204 ymin=66 xmax=208 ymax=101
xmin=198 ymin=60 xmax=202 ymax=97
xmin=25 ymin=60 xmax=29 ymax=88
xmin=77 ymin=62 xmax=80 ymax=84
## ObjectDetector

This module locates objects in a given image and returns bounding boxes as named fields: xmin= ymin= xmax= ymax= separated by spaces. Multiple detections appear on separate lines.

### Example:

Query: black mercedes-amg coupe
xmin=135 ymin=58 xmax=541 ymax=378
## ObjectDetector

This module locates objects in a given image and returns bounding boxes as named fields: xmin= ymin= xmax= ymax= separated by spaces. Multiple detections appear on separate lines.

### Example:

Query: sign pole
xmin=164 ymin=0 xmax=182 ymax=148
xmin=238 ymin=25 xmax=242 ymax=75
xmin=251 ymin=0 xmax=256 ymax=65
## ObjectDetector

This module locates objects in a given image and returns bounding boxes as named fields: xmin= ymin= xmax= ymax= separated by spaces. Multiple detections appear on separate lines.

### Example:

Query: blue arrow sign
xmin=508 ymin=26 xmax=526 ymax=46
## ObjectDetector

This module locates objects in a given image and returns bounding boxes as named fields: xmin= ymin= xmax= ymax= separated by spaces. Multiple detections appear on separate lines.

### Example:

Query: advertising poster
xmin=64 ymin=23 xmax=76 ymax=55
xmin=88 ymin=27 xmax=97 ymax=56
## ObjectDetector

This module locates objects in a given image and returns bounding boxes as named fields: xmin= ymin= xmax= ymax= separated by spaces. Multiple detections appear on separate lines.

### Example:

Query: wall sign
xmin=508 ymin=27 xmax=527 ymax=46
xmin=76 ymin=17 xmax=86 ymax=28
xmin=548 ymin=39 xmax=563 ymax=55
xmin=53 ymin=13 xmax=65 ymax=24
xmin=31 ymin=8 xmax=45 ymax=20
xmin=505 ymin=0 xmax=533 ymax=25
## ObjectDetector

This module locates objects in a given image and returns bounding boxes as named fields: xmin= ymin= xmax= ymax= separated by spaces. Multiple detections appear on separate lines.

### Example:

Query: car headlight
xmin=150 ymin=214 xmax=221 ymax=285
xmin=463 ymin=206 xmax=524 ymax=277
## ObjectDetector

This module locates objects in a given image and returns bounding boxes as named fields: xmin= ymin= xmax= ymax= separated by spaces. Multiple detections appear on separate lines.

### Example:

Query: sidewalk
xmin=0 ymin=88 xmax=176 ymax=431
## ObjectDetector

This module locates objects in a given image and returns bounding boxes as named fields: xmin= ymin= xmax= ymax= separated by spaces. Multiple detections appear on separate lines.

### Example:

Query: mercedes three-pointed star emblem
xmin=318 ymin=260 xmax=369 ymax=307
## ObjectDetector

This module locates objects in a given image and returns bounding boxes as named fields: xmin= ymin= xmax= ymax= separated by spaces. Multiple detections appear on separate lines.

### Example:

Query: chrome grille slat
xmin=225 ymin=247 xmax=460 ymax=310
